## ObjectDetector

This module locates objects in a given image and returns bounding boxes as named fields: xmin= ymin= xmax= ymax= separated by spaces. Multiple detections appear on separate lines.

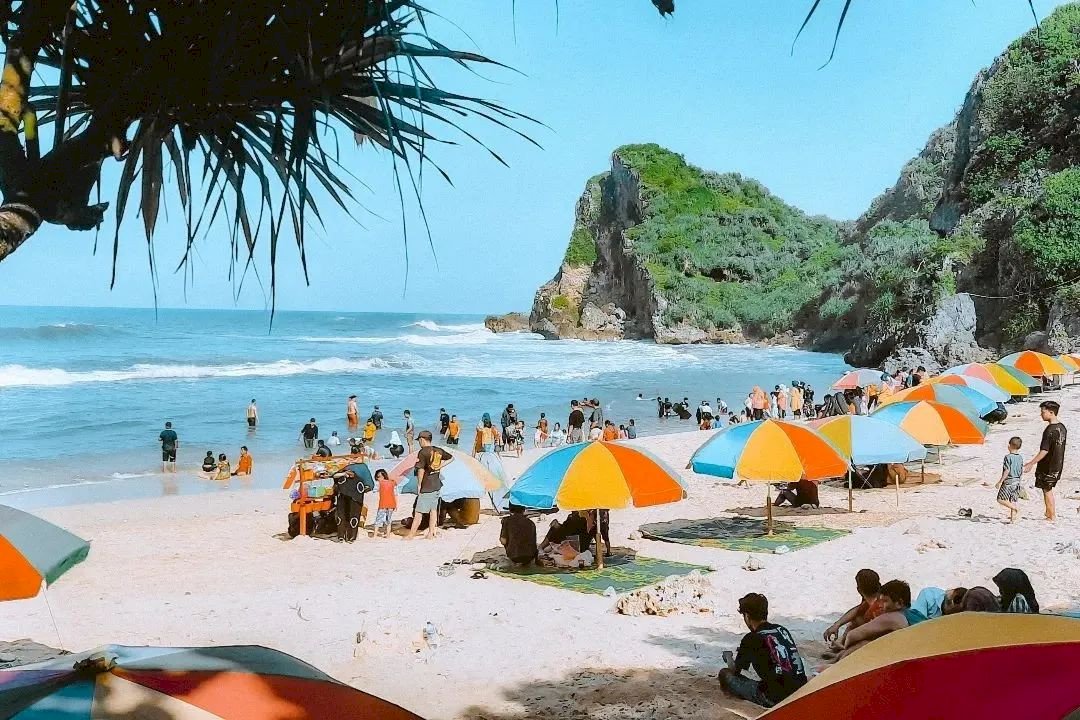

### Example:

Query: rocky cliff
xmin=493 ymin=5 xmax=1080 ymax=365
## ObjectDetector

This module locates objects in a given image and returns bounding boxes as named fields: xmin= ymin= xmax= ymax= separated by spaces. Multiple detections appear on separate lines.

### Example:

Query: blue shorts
xmin=415 ymin=492 xmax=440 ymax=513
xmin=375 ymin=509 xmax=394 ymax=528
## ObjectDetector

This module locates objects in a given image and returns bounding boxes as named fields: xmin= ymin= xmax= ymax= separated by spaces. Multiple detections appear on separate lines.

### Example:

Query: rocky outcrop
xmin=484 ymin=312 xmax=529 ymax=334
xmin=1046 ymin=295 xmax=1080 ymax=353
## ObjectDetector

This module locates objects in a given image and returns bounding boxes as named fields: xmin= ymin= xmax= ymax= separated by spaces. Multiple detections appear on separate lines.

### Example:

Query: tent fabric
xmin=761 ymin=614 xmax=1080 ymax=719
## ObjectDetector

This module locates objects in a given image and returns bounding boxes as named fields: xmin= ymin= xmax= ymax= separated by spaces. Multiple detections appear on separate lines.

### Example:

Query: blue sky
xmin=0 ymin=0 xmax=1065 ymax=313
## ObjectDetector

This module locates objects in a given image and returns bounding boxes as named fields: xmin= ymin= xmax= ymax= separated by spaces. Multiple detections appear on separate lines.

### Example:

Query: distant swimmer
xmin=247 ymin=399 xmax=258 ymax=428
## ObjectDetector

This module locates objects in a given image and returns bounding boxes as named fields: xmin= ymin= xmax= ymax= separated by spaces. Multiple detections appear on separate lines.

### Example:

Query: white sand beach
xmin=3 ymin=391 xmax=1080 ymax=719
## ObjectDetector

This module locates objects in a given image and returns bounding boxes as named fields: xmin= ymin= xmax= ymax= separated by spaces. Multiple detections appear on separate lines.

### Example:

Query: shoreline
xmin=3 ymin=389 xmax=1079 ymax=719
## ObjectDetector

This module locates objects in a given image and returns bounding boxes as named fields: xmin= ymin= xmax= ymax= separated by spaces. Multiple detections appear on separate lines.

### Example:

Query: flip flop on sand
xmin=470 ymin=570 xmax=488 ymax=580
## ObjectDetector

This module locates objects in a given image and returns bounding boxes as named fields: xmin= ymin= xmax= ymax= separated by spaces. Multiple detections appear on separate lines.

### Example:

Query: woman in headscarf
xmin=993 ymin=568 xmax=1040 ymax=613
xmin=476 ymin=413 xmax=499 ymax=454
xmin=384 ymin=431 xmax=405 ymax=459
xmin=960 ymin=587 xmax=1001 ymax=613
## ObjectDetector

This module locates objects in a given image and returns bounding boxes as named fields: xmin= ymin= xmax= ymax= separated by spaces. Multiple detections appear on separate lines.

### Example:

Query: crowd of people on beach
xmin=718 ymin=566 xmax=1043 ymax=708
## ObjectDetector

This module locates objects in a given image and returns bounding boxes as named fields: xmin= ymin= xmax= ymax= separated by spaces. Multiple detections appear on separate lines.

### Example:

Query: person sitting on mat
xmin=540 ymin=510 xmax=609 ymax=556
xmin=773 ymin=478 xmax=820 ymax=508
xmin=500 ymin=505 xmax=538 ymax=566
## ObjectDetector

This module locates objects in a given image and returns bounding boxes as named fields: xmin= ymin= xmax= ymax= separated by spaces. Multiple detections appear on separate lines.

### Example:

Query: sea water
xmin=0 ymin=306 xmax=849 ymax=504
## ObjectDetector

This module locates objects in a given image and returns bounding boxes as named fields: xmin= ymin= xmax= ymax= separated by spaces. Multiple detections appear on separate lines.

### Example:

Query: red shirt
xmin=378 ymin=478 xmax=397 ymax=510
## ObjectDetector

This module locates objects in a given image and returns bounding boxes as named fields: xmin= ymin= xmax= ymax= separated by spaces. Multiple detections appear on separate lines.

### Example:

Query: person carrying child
xmin=996 ymin=436 xmax=1025 ymax=523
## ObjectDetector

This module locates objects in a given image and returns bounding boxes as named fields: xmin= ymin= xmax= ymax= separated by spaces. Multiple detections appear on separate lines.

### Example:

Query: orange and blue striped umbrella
xmin=762 ymin=614 xmax=1080 ymax=719
xmin=809 ymin=416 xmax=927 ymax=465
xmin=508 ymin=442 xmax=686 ymax=510
xmin=926 ymin=373 xmax=1011 ymax=403
xmin=878 ymin=382 xmax=995 ymax=418
xmin=0 ymin=644 xmax=423 ymax=719
xmin=690 ymin=420 xmax=849 ymax=483
xmin=942 ymin=362 xmax=997 ymax=384
xmin=999 ymin=350 xmax=1069 ymax=378
xmin=1 ymin=505 xmax=89 ymax=601
xmin=872 ymin=400 xmax=987 ymax=446
xmin=1058 ymin=354 xmax=1080 ymax=372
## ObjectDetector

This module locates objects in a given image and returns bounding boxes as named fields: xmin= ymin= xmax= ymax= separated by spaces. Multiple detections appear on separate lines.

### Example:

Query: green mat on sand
xmin=488 ymin=553 xmax=711 ymax=595
xmin=640 ymin=516 xmax=849 ymax=553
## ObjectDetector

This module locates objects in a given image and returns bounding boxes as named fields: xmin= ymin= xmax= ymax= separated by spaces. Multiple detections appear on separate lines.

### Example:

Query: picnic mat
xmin=640 ymin=516 xmax=849 ymax=553
xmin=486 ymin=550 xmax=711 ymax=595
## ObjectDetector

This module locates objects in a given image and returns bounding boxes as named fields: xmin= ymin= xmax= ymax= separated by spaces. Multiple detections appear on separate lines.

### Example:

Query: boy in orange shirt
xmin=602 ymin=421 xmax=620 ymax=441
xmin=374 ymin=468 xmax=397 ymax=539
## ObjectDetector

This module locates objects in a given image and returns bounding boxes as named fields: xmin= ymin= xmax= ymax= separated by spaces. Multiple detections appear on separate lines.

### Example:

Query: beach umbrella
xmin=832 ymin=368 xmax=887 ymax=390
xmin=998 ymin=350 xmax=1069 ymax=378
xmin=1058 ymin=354 xmax=1080 ymax=372
xmin=760 ymin=613 xmax=1080 ymax=719
xmin=942 ymin=362 xmax=998 ymax=385
xmin=0 ymin=505 xmax=89 ymax=602
xmin=872 ymin=400 xmax=987 ymax=446
xmin=0 ymin=644 xmax=423 ymax=719
xmin=927 ymin=374 xmax=1011 ymax=403
xmin=877 ymin=382 xmax=995 ymax=418
xmin=390 ymin=448 xmax=503 ymax=502
xmin=508 ymin=441 xmax=686 ymax=567
xmin=690 ymin=420 xmax=849 ymax=533
xmin=810 ymin=416 xmax=928 ymax=510
xmin=982 ymin=362 xmax=1038 ymax=395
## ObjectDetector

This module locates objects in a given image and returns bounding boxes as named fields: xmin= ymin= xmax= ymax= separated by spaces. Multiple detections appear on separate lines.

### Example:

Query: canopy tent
xmin=761 ymin=614 xmax=1080 ymax=719
xmin=690 ymin=420 xmax=849 ymax=533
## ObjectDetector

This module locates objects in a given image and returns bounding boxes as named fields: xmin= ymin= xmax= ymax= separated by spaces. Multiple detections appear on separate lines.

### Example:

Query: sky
xmin=0 ymin=0 xmax=1067 ymax=314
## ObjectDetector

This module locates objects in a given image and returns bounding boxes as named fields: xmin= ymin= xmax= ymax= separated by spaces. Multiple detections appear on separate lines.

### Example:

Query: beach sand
xmin=3 ymin=390 xmax=1079 ymax=719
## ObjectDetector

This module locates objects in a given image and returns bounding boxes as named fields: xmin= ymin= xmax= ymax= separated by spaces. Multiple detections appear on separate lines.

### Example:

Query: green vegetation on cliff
xmin=614 ymin=143 xmax=844 ymax=336
xmin=563 ymin=174 xmax=604 ymax=267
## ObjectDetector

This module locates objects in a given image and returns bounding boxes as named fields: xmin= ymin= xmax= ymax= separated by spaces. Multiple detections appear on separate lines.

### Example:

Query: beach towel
xmin=485 ymin=550 xmax=711 ymax=595
xmin=639 ymin=516 xmax=849 ymax=553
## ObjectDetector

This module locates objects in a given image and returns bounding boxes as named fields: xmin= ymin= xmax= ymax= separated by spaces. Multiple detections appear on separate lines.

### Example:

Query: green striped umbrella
xmin=1 ymin=505 xmax=89 ymax=601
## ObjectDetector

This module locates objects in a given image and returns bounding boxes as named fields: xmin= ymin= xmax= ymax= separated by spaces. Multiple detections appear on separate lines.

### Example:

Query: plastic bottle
xmin=423 ymin=622 xmax=440 ymax=650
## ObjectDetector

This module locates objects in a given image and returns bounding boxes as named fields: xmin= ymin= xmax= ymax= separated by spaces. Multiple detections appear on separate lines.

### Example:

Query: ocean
xmin=0 ymin=306 xmax=849 ymax=506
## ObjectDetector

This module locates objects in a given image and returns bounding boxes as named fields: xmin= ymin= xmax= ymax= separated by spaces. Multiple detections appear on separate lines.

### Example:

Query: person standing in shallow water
xmin=159 ymin=421 xmax=178 ymax=473
xmin=346 ymin=395 xmax=359 ymax=430
xmin=246 ymin=399 xmax=258 ymax=429
xmin=1024 ymin=400 xmax=1067 ymax=522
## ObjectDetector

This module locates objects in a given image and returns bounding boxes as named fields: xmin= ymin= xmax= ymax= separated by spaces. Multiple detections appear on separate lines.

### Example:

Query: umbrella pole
xmin=847 ymin=470 xmax=853 ymax=513
xmin=766 ymin=485 xmax=774 ymax=536
xmin=895 ymin=474 xmax=901 ymax=509
xmin=595 ymin=509 xmax=604 ymax=569
xmin=921 ymin=459 xmax=925 ymax=484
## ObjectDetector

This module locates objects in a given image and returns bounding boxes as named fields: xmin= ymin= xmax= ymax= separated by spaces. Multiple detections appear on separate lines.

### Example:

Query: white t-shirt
xmin=588 ymin=426 xmax=603 ymax=441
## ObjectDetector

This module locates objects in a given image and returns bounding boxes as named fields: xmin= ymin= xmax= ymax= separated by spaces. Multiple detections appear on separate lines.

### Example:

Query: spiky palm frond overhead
xmin=0 ymin=1 xmax=537 ymax=302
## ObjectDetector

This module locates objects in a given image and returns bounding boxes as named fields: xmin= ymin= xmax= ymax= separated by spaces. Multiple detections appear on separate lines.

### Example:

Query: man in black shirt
xmin=718 ymin=593 xmax=807 ymax=708
xmin=300 ymin=418 xmax=319 ymax=449
xmin=567 ymin=400 xmax=586 ymax=444
xmin=1024 ymin=400 xmax=1067 ymax=522
xmin=158 ymin=421 xmax=178 ymax=473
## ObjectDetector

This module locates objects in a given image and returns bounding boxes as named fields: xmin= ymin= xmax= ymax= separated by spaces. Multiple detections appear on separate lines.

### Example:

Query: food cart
xmin=283 ymin=455 xmax=367 ymax=537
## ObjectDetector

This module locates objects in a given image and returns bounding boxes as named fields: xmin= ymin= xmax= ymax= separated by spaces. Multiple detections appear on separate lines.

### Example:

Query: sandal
xmin=436 ymin=563 xmax=455 ymax=577
xmin=470 ymin=570 xmax=488 ymax=580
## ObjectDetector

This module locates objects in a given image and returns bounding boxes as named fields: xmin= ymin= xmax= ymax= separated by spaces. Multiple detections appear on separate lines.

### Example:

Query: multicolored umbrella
xmin=0 ymin=644 xmax=422 ymax=719
xmin=810 ymin=416 xmax=928 ymax=510
xmin=942 ymin=362 xmax=997 ymax=385
xmin=982 ymin=362 xmax=1038 ymax=395
xmin=1057 ymin=354 xmax=1080 ymax=372
xmin=878 ymin=382 xmax=995 ymax=418
xmin=999 ymin=350 xmax=1069 ymax=378
xmin=927 ymin=374 xmax=1011 ymax=403
xmin=1 ymin=505 xmax=89 ymax=602
xmin=691 ymin=420 xmax=849 ymax=533
xmin=832 ymin=368 xmax=887 ymax=390
xmin=761 ymin=613 xmax=1080 ymax=719
xmin=508 ymin=441 xmax=686 ymax=567
xmin=508 ymin=442 xmax=685 ymax=511
xmin=810 ymin=416 xmax=927 ymax=465
xmin=872 ymin=400 xmax=987 ymax=446
xmin=390 ymin=448 xmax=504 ymax=502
